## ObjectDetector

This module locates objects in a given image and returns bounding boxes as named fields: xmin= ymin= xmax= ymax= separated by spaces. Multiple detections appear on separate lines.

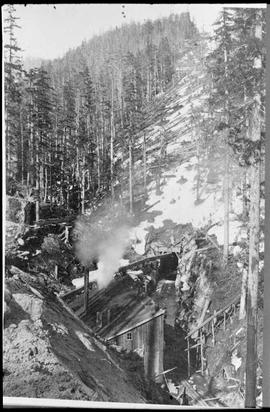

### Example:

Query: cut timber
xmin=141 ymin=200 xmax=161 ymax=213
xmin=28 ymin=215 xmax=76 ymax=227
xmin=155 ymin=367 xmax=177 ymax=378
xmin=184 ymin=342 xmax=201 ymax=351
xmin=198 ymin=298 xmax=211 ymax=325
xmin=205 ymin=234 xmax=221 ymax=251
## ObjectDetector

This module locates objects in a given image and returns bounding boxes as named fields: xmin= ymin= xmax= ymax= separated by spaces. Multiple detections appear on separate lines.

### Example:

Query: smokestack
xmin=84 ymin=271 xmax=89 ymax=313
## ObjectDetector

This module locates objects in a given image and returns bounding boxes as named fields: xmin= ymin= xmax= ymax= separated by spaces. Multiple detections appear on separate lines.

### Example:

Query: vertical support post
xmin=65 ymin=226 xmax=69 ymax=243
xmin=84 ymin=271 xmax=89 ymax=314
xmin=54 ymin=264 xmax=58 ymax=280
xmin=211 ymin=320 xmax=215 ymax=346
xmin=200 ymin=329 xmax=204 ymax=374
xmin=107 ymin=308 xmax=111 ymax=325
xmin=187 ymin=337 xmax=190 ymax=378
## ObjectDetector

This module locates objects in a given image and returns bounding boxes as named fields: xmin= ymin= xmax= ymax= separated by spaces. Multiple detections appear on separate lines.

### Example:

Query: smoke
xmin=88 ymin=225 xmax=130 ymax=288
xmin=74 ymin=204 xmax=132 ymax=289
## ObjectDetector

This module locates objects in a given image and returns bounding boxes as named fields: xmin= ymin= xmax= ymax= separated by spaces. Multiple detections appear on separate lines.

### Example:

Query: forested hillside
xmin=4 ymin=5 xmax=265 ymax=408
xmin=5 ymin=10 xmax=199 ymax=214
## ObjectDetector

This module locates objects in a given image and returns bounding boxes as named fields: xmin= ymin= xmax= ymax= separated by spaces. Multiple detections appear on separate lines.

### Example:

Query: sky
xmin=2 ymin=3 xmax=266 ymax=61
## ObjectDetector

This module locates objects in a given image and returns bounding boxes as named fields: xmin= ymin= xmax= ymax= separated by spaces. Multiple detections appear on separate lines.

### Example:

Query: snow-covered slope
xmin=130 ymin=48 xmax=246 ymax=255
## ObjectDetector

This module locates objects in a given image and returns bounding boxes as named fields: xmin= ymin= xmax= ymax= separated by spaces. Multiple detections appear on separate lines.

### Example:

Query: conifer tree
xmin=4 ymin=4 xmax=24 ymax=191
xmin=207 ymin=9 xmax=235 ymax=263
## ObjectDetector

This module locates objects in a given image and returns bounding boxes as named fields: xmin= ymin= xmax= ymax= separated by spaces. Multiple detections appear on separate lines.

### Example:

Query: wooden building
xmin=80 ymin=275 xmax=165 ymax=383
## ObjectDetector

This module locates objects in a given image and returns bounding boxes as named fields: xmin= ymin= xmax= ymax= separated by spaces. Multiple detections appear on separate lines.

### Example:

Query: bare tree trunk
xmin=97 ymin=132 xmax=101 ymax=191
xmin=245 ymin=98 xmax=261 ymax=408
xmin=49 ymin=151 xmax=52 ymax=203
xmin=245 ymin=13 xmax=262 ymax=405
xmin=6 ymin=112 xmax=11 ymax=182
xmin=223 ymin=32 xmax=230 ymax=264
xmin=76 ymin=146 xmax=79 ymax=181
xmin=239 ymin=268 xmax=248 ymax=320
xmin=40 ymin=161 xmax=44 ymax=202
xmin=195 ymin=125 xmax=201 ymax=202
xmin=29 ymin=111 xmax=34 ymax=187
xmin=20 ymin=109 xmax=24 ymax=185
xmin=60 ymin=128 xmax=65 ymax=205
xmin=147 ymin=70 xmax=151 ymax=102
xmin=81 ymin=155 xmax=85 ymax=214
xmin=100 ymin=111 xmax=104 ymax=187
xmin=35 ymin=151 xmax=40 ymax=222
xmin=110 ymin=77 xmax=115 ymax=200
xmin=66 ymin=173 xmax=70 ymax=210
xmin=129 ymin=140 xmax=133 ymax=214
xmin=242 ymin=167 xmax=249 ymax=220
xmin=223 ymin=142 xmax=230 ymax=263
xmin=44 ymin=165 xmax=48 ymax=203
xmin=143 ymin=133 xmax=147 ymax=199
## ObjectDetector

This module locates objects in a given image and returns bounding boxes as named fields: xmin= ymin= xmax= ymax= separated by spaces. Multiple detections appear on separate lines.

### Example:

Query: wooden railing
xmin=185 ymin=295 xmax=241 ymax=377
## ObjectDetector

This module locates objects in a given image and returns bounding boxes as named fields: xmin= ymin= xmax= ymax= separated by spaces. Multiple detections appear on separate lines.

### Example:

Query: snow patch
xmin=231 ymin=350 xmax=242 ymax=372
xmin=75 ymin=331 xmax=95 ymax=352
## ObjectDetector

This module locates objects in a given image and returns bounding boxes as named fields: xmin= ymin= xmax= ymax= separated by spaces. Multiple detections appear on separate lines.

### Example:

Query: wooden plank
xmin=211 ymin=320 xmax=215 ymax=346
xmin=200 ymin=330 xmax=204 ymax=374
xmin=187 ymin=337 xmax=190 ymax=378
xmin=198 ymin=298 xmax=211 ymax=325
xmin=184 ymin=341 xmax=201 ymax=351
xmin=155 ymin=366 xmax=177 ymax=378
xmin=185 ymin=295 xmax=241 ymax=339
xmin=141 ymin=200 xmax=161 ymax=213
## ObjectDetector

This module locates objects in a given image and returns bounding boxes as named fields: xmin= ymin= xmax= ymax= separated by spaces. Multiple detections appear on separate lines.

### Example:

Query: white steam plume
xmin=88 ymin=225 xmax=130 ymax=288
xmin=74 ymin=206 xmax=132 ymax=289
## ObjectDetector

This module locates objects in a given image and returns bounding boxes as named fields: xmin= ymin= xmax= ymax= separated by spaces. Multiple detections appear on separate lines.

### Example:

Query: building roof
xmin=81 ymin=274 xmax=165 ymax=341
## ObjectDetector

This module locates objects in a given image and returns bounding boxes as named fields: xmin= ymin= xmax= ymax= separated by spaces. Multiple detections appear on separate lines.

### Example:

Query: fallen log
xmin=28 ymin=215 xmax=76 ymax=228
xmin=141 ymin=200 xmax=161 ymax=214
xmin=155 ymin=367 xmax=177 ymax=378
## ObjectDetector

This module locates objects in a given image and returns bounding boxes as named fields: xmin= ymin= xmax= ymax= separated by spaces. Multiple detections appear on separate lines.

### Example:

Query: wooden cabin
xmin=80 ymin=275 xmax=165 ymax=383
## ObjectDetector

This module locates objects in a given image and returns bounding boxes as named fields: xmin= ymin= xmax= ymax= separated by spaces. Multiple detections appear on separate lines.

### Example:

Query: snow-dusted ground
xmin=129 ymin=51 xmax=246 ymax=255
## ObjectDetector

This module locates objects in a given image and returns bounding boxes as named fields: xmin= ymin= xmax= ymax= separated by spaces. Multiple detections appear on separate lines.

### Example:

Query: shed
xmin=81 ymin=275 xmax=165 ymax=383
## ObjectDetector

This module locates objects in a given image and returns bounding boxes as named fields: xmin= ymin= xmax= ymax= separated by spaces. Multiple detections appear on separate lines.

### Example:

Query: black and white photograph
xmin=2 ymin=3 xmax=267 ymax=408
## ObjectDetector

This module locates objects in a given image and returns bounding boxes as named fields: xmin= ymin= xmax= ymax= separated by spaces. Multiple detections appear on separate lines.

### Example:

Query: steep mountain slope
xmin=3 ymin=267 xmax=176 ymax=405
xmin=125 ymin=40 xmax=264 ymax=408
xmin=130 ymin=42 xmax=245 ymax=255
